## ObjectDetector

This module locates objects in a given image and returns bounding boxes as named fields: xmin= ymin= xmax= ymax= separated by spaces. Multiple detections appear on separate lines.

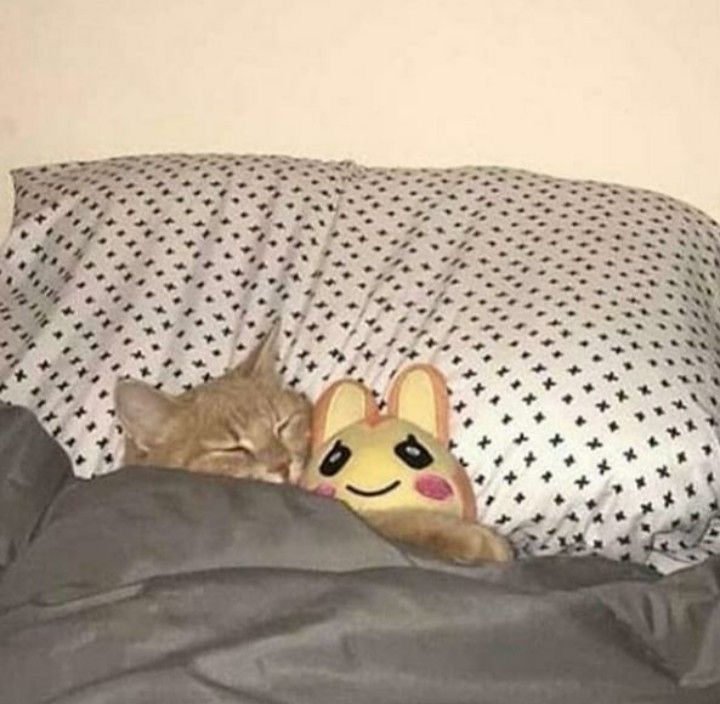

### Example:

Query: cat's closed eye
xmin=213 ymin=443 xmax=255 ymax=457
xmin=277 ymin=411 xmax=309 ymax=439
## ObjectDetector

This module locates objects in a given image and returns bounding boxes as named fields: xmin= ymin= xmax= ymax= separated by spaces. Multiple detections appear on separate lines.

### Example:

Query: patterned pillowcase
xmin=1 ymin=153 xmax=719 ymax=572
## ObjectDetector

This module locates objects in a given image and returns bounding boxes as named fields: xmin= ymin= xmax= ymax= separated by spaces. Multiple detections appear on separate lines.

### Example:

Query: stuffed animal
xmin=301 ymin=364 xmax=512 ymax=563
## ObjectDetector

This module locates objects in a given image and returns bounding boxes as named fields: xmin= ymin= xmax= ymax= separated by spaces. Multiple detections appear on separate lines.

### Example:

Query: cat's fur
xmin=115 ymin=326 xmax=311 ymax=484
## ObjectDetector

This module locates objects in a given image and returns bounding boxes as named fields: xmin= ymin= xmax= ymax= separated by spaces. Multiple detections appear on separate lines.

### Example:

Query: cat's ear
xmin=386 ymin=365 xmax=450 ymax=445
xmin=232 ymin=323 xmax=280 ymax=378
xmin=312 ymin=380 xmax=379 ymax=450
xmin=114 ymin=379 xmax=179 ymax=450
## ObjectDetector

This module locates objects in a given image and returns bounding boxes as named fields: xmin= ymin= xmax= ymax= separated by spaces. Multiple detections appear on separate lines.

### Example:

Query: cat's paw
xmin=437 ymin=523 xmax=514 ymax=564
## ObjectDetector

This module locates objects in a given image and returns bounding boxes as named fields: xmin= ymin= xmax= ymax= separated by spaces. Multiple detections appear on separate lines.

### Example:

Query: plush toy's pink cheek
xmin=314 ymin=482 xmax=337 ymax=499
xmin=414 ymin=474 xmax=454 ymax=501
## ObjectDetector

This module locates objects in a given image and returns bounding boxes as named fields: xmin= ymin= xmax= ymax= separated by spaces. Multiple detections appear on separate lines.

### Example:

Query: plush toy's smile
xmin=346 ymin=479 xmax=401 ymax=497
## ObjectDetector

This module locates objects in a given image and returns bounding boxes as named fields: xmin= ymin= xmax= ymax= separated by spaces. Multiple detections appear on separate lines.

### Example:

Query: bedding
xmin=1 ymin=153 xmax=720 ymax=572
xmin=0 ymin=406 xmax=718 ymax=704
xmin=0 ymin=403 xmax=71 ymax=571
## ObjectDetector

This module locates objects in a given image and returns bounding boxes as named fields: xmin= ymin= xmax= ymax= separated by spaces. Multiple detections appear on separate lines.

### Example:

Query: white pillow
xmin=2 ymin=153 xmax=719 ymax=572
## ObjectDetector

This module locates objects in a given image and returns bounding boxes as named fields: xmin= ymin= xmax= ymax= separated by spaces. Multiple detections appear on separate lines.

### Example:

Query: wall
xmin=2 ymin=0 xmax=719 ymax=239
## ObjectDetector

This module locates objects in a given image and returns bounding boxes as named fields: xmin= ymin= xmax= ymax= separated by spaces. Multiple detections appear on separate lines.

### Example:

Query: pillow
xmin=1 ymin=153 xmax=719 ymax=571
xmin=0 ymin=404 xmax=71 ymax=570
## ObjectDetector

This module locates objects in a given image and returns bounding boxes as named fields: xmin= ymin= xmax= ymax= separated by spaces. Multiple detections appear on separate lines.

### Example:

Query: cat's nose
xmin=270 ymin=461 xmax=290 ymax=481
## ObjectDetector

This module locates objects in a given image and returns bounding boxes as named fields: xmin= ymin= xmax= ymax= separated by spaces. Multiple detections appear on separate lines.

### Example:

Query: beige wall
xmin=2 ymin=0 xmax=719 ymax=238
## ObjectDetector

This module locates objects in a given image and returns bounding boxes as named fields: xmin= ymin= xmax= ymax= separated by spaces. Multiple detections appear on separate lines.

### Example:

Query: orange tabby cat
xmin=114 ymin=326 xmax=311 ymax=483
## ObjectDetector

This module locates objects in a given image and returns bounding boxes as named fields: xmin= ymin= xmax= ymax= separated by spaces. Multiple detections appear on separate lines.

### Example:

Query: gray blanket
xmin=0 ymin=405 xmax=719 ymax=703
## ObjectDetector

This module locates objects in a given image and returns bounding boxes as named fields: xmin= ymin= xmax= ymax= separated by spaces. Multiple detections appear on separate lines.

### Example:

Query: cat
xmin=114 ymin=325 xmax=311 ymax=484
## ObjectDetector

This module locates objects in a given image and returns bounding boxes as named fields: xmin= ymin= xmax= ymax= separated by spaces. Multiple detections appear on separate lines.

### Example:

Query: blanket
xmin=0 ymin=404 xmax=718 ymax=703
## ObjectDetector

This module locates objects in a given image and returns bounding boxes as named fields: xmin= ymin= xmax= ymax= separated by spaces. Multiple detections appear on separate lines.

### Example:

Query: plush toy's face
xmin=301 ymin=365 xmax=477 ymax=520
xmin=307 ymin=417 xmax=469 ymax=516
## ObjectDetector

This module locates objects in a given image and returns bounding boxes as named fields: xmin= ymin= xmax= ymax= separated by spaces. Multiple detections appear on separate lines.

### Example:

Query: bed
xmin=1 ymin=153 xmax=719 ymax=702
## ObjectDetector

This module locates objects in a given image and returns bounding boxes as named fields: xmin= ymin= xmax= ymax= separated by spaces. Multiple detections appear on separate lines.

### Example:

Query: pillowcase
xmin=0 ymin=404 xmax=71 ymax=570
xmin=1 ymin=153 xmax=719 ymax=572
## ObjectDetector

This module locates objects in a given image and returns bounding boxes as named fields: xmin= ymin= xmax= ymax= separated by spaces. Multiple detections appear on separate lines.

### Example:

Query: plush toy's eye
xmin=320 ymin=440 xmax=352 ymax=476
xmin=394 ymin=434 xmax=433 ymax=469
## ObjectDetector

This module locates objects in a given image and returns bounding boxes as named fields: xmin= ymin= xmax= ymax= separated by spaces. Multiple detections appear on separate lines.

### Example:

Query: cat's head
xmin=114 ymin=326 xmax=311 ymax=484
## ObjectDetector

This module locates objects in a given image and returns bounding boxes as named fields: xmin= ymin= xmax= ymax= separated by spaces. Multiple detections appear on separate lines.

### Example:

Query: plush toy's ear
xmin=312 ymin=379 xmax=379 ymax=450
xmin=386 ymin=364 xmax=450 ymax=445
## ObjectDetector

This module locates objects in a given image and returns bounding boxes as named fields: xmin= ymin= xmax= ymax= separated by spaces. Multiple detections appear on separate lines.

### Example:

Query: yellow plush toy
xmin=303 ymin=364 xmax=475 ymax=517
xmin=301 ymin=364 xmax=512 ymax=562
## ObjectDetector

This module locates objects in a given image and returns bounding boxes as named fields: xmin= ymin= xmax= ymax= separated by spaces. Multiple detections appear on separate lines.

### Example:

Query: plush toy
xmin=301 ymin=364 xmax=512 ymax=563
